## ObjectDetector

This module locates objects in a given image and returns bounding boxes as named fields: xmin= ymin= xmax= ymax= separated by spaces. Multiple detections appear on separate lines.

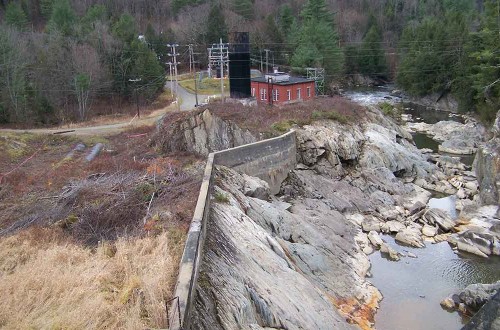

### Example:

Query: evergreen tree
xmin=80 ymin=4 xmax=108 ymax=36
xmin=205 ymin=3 xmax=228 ymax=43
xmin=47 ymin=0 xmax=76 ymax=36
xmin=460 ymin=0 xmax=500 ymax=121
xmin=131 ymin=40 xmax=166 ymax=99
xmin=279 ymin=5 xmax=294 ymax=35
xmin=40 ymin=0 xmax=55 ymax=19
xmin=396 ymin=12 xmax=469 ymax=95
xmin=112 ymin=13 xmax=137 ymax=44
xmin=291 ymin=0 xmax=343 ymax=76
xmin=5 ymin=3 xmax=29 ymax=31
xmin=233 ymin=0 xmax=254 ymax=20
xmin=358 ymin=24 xmax=387 ymax=78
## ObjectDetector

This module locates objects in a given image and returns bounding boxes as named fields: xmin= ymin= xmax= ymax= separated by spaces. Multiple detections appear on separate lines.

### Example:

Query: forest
xmin=0 ymin=0 xmax=498 ymax=124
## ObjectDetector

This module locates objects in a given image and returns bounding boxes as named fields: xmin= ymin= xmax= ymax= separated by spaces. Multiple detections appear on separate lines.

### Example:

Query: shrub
xmin=214 ymin=191 xmax=229 ymax=203
xmin=311 ymin=110 xmax=349 ymax=124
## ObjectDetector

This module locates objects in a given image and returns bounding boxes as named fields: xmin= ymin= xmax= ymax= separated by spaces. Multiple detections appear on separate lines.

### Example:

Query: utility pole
xmin=168 ymin=43 xmax=180 ymax=110
xmin=260 ymin=50 xmax=263 ymax=72
xmin=188 ymin=44 xmax=194 ymax=74
xmin=189 ymin=45 xmax=200 ymax=107
xmin=166 ymin=62 xmax=173 ymax=97
xmin=128 ymin=78 xmax=142 ymax=118
xmin=220 ymin=38 xmax=225 ymax=103
xmin=264 ymin=49 xmax=271 ymax=74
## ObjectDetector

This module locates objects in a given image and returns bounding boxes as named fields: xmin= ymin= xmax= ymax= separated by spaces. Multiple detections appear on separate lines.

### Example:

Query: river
xmin=345 ymin=87 xmax=500 ymax=330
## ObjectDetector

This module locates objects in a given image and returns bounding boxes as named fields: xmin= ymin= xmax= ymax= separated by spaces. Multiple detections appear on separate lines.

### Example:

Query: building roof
xmin=251 ymin=76 xmax=315 ymax=86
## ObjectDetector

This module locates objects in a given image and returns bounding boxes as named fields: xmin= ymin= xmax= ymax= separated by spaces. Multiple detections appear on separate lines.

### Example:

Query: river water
xmin=345 ymin=87 xmax=500 ymax=330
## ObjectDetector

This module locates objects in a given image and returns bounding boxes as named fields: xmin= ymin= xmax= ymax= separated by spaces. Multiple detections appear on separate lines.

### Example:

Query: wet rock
xmin=368 ymin=231 xmax=384 ymax=248
xmin=459 ymin=281 xmax=500 ymax=312
xmin=380 ymin=243 xmax=400 ymax=261
xmin=440 ymin=298 xmax=455 ymax=311
xmin=422 ymin=208 xmax=456 ymax=232
xmin=395 ymin=227 xmax=425 ymax=248
xmin=407 ymin=252 xmax=418 ymax=258
xmin=448 ymin=234 xmax=489 ymax=258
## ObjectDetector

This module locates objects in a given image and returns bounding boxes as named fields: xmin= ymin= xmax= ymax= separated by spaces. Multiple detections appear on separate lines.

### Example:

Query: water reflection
xmin=369 ymin=236 xmax=500 ymax=330
xmin=428 ymin=195 xmax=457 ymax=219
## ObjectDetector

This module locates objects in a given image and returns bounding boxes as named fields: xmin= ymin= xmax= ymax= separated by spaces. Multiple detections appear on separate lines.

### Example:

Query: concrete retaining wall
xmin=170 ymin=130 xmax=297 ymax=329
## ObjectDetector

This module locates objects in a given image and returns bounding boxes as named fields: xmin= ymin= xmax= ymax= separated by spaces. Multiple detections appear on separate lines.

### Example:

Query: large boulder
xmin=475 ymin=139 xmax=500 ymax=205
xmin=395 ymin=227 xmax=425 ymax=248
xmin=156 ymin=109 xmax=257 ymax=155
xmin=459 ymin=282 xmax=500 ymax=312
xmin=422 ymin=208 xmax=456 ymax=232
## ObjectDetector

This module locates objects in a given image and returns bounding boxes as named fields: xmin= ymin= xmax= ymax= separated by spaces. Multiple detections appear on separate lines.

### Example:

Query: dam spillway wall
xmin=170 ymin=130 xmax=297 ymax=329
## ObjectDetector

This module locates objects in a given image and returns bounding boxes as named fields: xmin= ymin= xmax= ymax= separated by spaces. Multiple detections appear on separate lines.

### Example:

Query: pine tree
xmin=47 ymin=0 xmax=76 ymax=36
xmin=359 ymin=24 xmax=387 ymax=78
xmin=279 ymin=5 xmax=294 ymax=35
xmin=233 ymin=0 xmax=254 ymax=20
xmin=205 ymin=3 xmax=228 ymax=44
xmin=291 ymin=0 xmax=343 ymax=76
xmin=464 ymin=0 xmax=500 ymax=121
xmin=397 ymin=12 xmax=469 ymax=95
xmin=5 ymin=3 xmax=29 ymax=31
xmin=112 ymin=14 xmax=137 ymax=44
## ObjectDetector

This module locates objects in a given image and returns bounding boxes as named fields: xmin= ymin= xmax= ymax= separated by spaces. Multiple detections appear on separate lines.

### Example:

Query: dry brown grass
xmin=0 ymin=227 xmax=181 ymax=329
xmin=0 ymin=125 xmax=203 ymax=329
xmin=208 ymin=96 xmax=367 ymax=137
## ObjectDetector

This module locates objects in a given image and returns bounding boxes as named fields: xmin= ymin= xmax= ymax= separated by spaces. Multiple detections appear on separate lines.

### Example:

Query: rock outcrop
xmin=475 ymin=137 xmax=500 ymax=206
xmin=192 ymin=166 xmax=375 ymax=330
xmin=441 ymin=281 xmax=500 ymax=315
xmin=186 ymin=104 xmax=499 ymax=330
xmin=156 ymin=109 xmax=257 ymax=155
xmin=406 ymin=93 xmax=459 ymax=113
xmin=406 ymin=119 xmax=486 ymax=155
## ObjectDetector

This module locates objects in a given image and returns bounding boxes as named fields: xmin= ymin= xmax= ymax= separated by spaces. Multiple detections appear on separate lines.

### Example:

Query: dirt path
xmin=0 ymin=82 xmax=224 ymax=136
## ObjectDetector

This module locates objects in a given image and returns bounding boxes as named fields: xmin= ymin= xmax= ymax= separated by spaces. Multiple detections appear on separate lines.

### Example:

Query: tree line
xmin=0 ymin=0 xmax=499 ymax=124
xmin=0 ymin=0 xmax=165 ymax=124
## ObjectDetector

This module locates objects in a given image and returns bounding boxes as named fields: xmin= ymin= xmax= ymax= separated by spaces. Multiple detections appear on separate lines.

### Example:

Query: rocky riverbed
xmin=162 ymin=101 xmax=500 ymax=329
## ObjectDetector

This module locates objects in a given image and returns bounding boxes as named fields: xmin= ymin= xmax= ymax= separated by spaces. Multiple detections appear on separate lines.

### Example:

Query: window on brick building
xmin=287 ymin=90 xmax=291 ymax=101
xmin=260 ymin=88 xmax=267 ymax=100
xmin=297 ymin=88 xmax=301 ymax=100
xmin=273 ymin=89 xmax=279 ymax=102
xmin=307 ymin=87 xmax=311 ymax=97
xmin=251 ymin=88 xmax=255 ymax=97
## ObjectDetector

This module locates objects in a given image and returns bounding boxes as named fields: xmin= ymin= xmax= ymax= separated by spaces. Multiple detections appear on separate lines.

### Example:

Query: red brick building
xmin=251 ymin=73 xmax=315 ymax=105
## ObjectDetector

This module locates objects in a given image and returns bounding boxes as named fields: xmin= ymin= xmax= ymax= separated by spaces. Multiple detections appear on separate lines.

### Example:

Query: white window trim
xmin=297 ymin=88 xmax=302 ymax=100
xmin=287 ymin=89 xmax=291 ymax=101
xmin=252 ymin=87 xmax=255 ymax=97
xmin=273 ymin=89 xmax=279 ymax=102
xmin=307 ymin=87 xmax=311 ymax=97
xmin=260 ymin=88 xmax=267 ymax=100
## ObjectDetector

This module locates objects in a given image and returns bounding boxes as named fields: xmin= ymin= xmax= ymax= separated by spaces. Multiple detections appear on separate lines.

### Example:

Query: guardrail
xmin=169 ymin=130 xmax=297 ymax=330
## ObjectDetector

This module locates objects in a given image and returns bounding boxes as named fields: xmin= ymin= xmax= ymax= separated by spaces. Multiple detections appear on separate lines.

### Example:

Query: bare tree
xmin=70 ymin=42 xmax=107 ymax=120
